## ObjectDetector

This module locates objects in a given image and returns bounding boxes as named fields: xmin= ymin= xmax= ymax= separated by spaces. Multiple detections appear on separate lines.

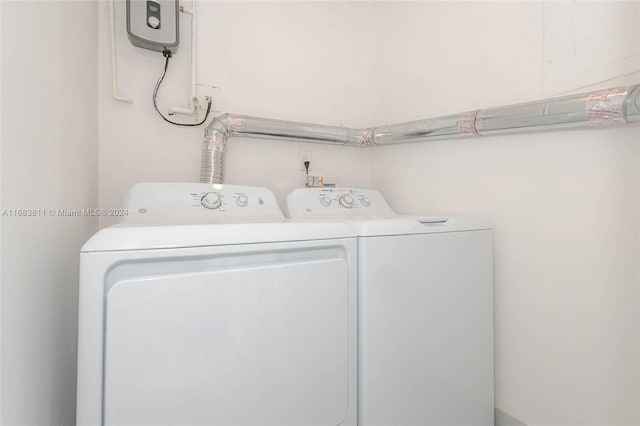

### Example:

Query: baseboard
xmin=495 ymin=407 xmax=528 ymax=426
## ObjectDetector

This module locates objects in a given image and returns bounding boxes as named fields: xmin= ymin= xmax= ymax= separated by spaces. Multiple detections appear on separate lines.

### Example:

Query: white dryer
xmin=77 ymin=183 xmax=357 ymax=426
xmin=287 ymin=187 xmax=494 ymax=426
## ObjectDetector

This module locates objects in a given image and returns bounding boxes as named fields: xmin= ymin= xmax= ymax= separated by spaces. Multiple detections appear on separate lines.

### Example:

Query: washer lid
xmin=347 ymin=216 xmax=491 ymax=237
xmin=286 ymin=188 xmax=490 ymax=236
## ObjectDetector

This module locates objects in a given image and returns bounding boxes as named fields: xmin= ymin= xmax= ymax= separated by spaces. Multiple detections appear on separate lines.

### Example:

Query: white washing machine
xmin=287 ymin=187 xmax=494 ymax=426
xmin=77 ymin=183 xmax=357 ymax=426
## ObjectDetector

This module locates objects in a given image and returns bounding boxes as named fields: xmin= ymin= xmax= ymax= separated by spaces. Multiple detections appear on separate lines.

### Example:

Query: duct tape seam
xmin=587 ymin=88 xmax=628 ymax=126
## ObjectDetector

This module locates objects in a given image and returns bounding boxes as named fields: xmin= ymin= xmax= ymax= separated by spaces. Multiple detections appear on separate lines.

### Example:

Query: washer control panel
xmin=286 ymin=188 xmax=396 ymax=218
xmin=122 ymin=183 xmax=283 ymax=218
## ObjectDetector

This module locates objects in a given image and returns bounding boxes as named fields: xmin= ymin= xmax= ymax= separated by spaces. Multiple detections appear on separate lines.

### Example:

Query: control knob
xmin=236 ymin=194 xmax=249 ymax=207
xmin=339 ymin=194 xmax=354 ymax=209
xmin=361 ymin=197 xmax=371 ymax=207
xmin=201 ymin=192 xmax=222 ymax=209
xmin=320 ymin=196 xmax=332 ymax=207
xmin=147 ymin=16 xmax=161 ymax=29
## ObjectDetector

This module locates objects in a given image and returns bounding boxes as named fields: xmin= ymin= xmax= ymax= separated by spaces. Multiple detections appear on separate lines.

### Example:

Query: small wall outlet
xmin=299 ymin=150 xmax=312 ymax=172
xmin=197 ymin=84 xmax=223 ymax=113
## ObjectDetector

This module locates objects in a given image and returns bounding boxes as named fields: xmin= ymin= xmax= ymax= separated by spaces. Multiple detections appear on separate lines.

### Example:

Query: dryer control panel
xmin=286 ymin=188 xmax=396 ymax=218
xmin=122 ymin=183 xmax=284 ymax=218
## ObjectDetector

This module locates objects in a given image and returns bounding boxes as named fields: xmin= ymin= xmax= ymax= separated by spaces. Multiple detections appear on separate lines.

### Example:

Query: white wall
xmin=543 ymin=1 xmax=640 ymax=95
xmin=370 ymin=1 xmax=545 ymax=122
xmin=368 ymin=2 xmax=640 ymax=425
xmin=98 ymin=1 xmax=374 ymax=226
xmin=0 ymin=1 xmax=99 ymax=424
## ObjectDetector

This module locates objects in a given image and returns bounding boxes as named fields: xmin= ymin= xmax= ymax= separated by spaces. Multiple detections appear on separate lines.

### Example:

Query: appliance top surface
xmin=122 ymin=183 xmax=285 ymax=220
xmin=82 ymin=183 xmax=356 ymax=252
xmin=286 ymin=187 xmax=491 ymax=236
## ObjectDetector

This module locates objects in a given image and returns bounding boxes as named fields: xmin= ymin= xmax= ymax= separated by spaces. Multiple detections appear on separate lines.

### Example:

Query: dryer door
xmin=103 ymin=242 xmax=353 ymax=426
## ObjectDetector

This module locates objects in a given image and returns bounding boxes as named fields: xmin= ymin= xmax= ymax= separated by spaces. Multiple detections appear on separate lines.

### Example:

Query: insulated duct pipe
xmin=201 ymin=114 xmax=372 ymax=183
xmin=201 ymin=84 xmax=640 ymax=184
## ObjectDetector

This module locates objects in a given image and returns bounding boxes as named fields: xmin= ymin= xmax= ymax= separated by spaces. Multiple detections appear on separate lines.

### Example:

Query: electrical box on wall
xmin=126 ymin=0 xmax=179 ymax=53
